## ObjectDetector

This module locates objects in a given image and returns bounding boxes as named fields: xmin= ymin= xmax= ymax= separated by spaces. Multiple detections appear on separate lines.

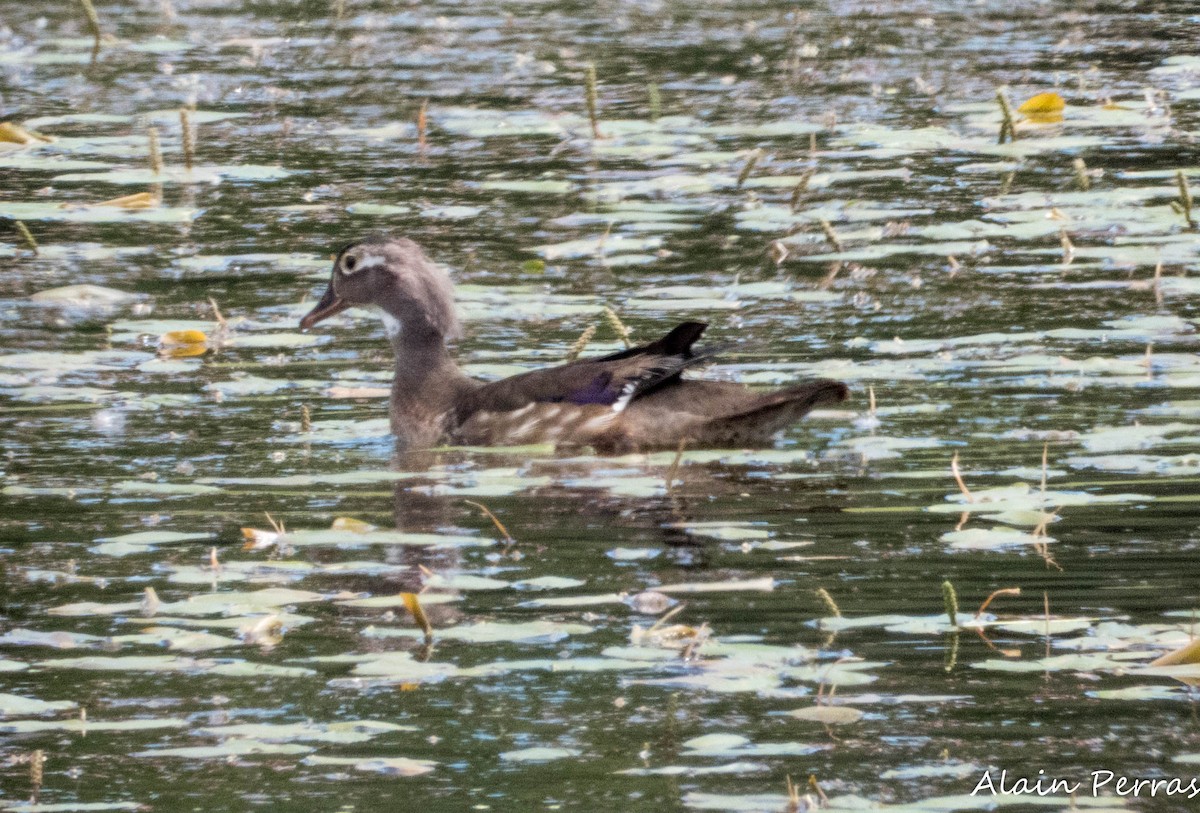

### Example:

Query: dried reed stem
xmin=975 ymin=587 xmax=1021 ymax=619
xmin=148 ymin=127 xmax=163 ymax=174
xmin=15 ymin=221 xmax=38 ymax=255
xmin=464 ymin=499 xmax=516 ymax=546
xmin=1177 ymin=170 xmax=1196 ymax=229
xmin=819 ymin=219 xmax=843 ymax=252
xmin=78 ymin=0 xmax=102 ymax=62
xmin=401 ymin=592 xmax=433 ymax=643
xmin=1072 ymin=157 xmax=1090 ymax=191
xmin=603 ymin=306 xmax=631 ymax=348
xmin=180 ymin=108 xmax=195 ymax=171
xmin=585 ymin=63 xmax=602 ymax=139
xmin=565 ymin=324 xmax=596 ymax=361
xmin=736 ymin=149 xmax=762 ymax=189
xmin=417 ymin=99 xmax=428 ymax=152
xmin=951 ymin=452 xmax=974 ymax=503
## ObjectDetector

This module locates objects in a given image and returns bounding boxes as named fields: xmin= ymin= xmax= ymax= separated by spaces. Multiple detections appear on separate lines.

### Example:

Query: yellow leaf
xmin=164 ymin=344 xmax=207 ymax=358
xmin=160 ymin=329 xmax=209 ymax=345
xmin=400 ymin=592 xmax=433 ymax=640
xmin=159 ymin=329 xmax=208 ymax=358
xmin=331 ymin=517 xmax=376 ymax=533
xmin=1150 ymin=638 xmax=1200 ymax=667
xmin=95 ymin=191 xmax=159 ymax=209
xmin=1018 ymin=92 xmax=1065 ymax=114
xmin=1017 ymin=92 xmax=1065 ymax=123
xmin=0 ymin=122 xmax=52 ymax=145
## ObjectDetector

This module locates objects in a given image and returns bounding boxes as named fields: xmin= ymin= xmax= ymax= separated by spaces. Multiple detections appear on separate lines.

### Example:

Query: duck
xmin=299 ymin=235 xmax=849 ymax=453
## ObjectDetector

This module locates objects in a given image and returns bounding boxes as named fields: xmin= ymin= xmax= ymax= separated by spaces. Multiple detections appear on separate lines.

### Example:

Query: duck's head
xmin=299 ymin=235 xmax=461 ymax=343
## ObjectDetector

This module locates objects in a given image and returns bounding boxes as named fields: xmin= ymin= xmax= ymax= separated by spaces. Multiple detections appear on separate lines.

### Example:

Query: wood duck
xmin=300 ymin=235 xmax=849 ymax=453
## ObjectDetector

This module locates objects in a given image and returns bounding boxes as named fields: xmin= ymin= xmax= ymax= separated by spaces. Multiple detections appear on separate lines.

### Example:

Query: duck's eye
xmin=343 ymin=255 xmax=358 ymax=274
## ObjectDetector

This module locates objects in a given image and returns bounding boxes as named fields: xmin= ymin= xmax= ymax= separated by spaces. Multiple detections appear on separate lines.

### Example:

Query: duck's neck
xmin=388 ymin=330 xmax=476 ymax=448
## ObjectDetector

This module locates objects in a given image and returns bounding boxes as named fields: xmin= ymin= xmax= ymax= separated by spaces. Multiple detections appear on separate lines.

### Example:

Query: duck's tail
xmin=692 ymin=380 xmax=849 ymax=447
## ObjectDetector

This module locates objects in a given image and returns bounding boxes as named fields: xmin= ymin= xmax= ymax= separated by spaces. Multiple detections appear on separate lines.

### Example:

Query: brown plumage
xmin=300 ymin=235 xmax=849 ymax=453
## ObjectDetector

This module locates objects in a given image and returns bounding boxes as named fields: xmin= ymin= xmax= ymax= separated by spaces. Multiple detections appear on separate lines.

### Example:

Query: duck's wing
xmin=586 ymin=321 xmax=707 ymax=363
xmin=610 ymin=379 xmax=849 ymax=450
xmin=459 ymin=322 xmax=710 ymax=418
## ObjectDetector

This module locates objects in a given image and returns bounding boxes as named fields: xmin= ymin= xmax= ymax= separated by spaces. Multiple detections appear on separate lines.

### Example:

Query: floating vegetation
xmin=1017 ymin=90 xmax=1066 ymax=123
xmin=0 ymin=122 xmax=52 ymax=144
xmin=3 ymin=4 xmax=1200 ymax=811
xmin=158 ymin=329 xmax=209 ymax=358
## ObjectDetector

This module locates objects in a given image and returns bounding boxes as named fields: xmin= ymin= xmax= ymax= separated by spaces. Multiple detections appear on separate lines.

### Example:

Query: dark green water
xmin=2 ymin=1 xmax=1200 ymax=811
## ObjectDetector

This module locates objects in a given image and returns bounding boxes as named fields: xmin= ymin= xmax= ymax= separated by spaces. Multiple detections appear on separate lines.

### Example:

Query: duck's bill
xmin=299 ymin=283 xmax=350 ymax=330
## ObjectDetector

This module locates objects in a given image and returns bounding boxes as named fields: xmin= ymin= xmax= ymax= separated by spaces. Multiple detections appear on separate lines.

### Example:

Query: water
xmin=2 ymin=1 xmax=1200 ymax=811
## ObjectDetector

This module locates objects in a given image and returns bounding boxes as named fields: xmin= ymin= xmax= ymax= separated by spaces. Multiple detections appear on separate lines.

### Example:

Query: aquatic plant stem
xmin=14 ymin=221 xmax=38 ymax=255
xmin=647 ymin=82 xmax=661 ymax=122
xmin=1073 ymin=157 xmax=1090 ymax=191
xmin=950 ymin=452 xmax=974 ymax=503
xmin=1043 ymin=592 xmax=1051 ymax=659
xmin=1176 ymin=170 xmax=1196 ymax=229
xmin=942 ymin=580 xmax=959 ymax=628
xmin=664 ymin=439 xmax=686 ymax=494
xmin=815 ymin=587 xmax=841 ymax=618
xmin=401 ymin=592 xmax=433 ymax=644
xmin=208 ymin=296 xmax=227 ymax=329
xmin=602 ymin=306 xmax=631 ymax=348
xmin=818 ymin=219 xmax=843 ymax=253
xmin=565 ymin=324 xmax=595 ymax=361
xmin=78 ymin=0 xmax=102 ymax=63
xmin=30 ymin=749 xmax=44 ymax=802
xmin=736 ymin=149 xmax=762 ymax=189
xmin=975 ymin=587 xmax=1020 ymax=619
xmin=148 ymin=127 xmax=163 ymax=174
xmin=180 ymin=108 xmax=195 ymax=171
xmin=808 ymin=776 xmax=828 ymax=806
xmin=1059 ymin=229 xmax=1074 ymax=265
xmin=995 ymin=89 xmax=1016 ymax=144
xmin=789 ymin=171 xmax=812 ymax=213
xmin=417 ymin=99 xmax=428 ymax=153
xmin=585 ymin=63 xmax=602 ymax=139
xmin=464 ymin=500 xmax=516 ymax=547
xmin=785 ymin=776 xmax=802 ymax=812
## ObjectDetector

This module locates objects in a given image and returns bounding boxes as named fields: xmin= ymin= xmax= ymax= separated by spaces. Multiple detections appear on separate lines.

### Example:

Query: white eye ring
xmin=342 ymin=254 xmax=360 ymax=274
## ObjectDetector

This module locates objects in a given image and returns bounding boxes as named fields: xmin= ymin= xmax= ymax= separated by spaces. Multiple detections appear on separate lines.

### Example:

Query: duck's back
xmin=446 ymin=322 xmax=847 ymax=453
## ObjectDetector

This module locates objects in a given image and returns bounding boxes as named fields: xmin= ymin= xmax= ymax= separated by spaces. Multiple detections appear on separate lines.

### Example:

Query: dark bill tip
xmin=299 ymin=283 xmax=350 ymax=330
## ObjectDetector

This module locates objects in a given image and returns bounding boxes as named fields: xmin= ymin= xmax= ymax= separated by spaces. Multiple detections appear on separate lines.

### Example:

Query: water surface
xmin=2 ymin=1 xmax=1200 ymax=811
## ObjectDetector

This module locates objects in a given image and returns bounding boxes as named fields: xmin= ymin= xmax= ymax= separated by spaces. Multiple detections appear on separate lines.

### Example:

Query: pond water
xmin=2 ymin=1 xmax=1200 ymax=811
